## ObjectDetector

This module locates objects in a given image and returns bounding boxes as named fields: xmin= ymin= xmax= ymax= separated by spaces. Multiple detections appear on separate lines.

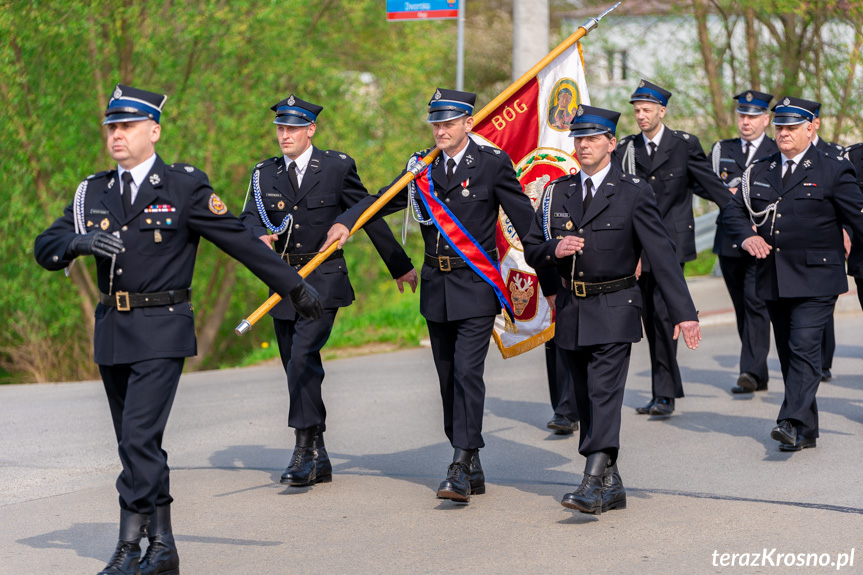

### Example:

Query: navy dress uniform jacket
xmin=523 ymin=165 xmax=698 ymax=349
xmin=240 ymin=147 xmax=414 ymax=320
xmin=614 ymin=129 xmax=733 ymax=268
xmin=710 ymin=136 xmax=779 ymax=257
xmin=35 ymin=155 xmax=304 ymax=365
xmin=844 ymin=143 xmax=863 ymax=279
xmin=723 ymin=146 xmax=863 ymax=300
xmin=336 ymin=138 xmax=537 ymax=322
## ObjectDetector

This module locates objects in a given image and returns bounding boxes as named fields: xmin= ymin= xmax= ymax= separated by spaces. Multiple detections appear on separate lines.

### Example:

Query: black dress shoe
xmin=779 ymin=435 xmax=817 ymax=452
xmin=770 ymin=420 xmax=796 ymax=445
xmin=635 ymin=398 xmax=657 ymax=414
xmin=437 ymin=462 xmax=471 ymax=502
xmin=547 ymin=414 xmax=578 ymax=435
xmin=649 ymin=397 xmax=674 ymax=416
xmin=601 ymin=462 xmax=626 ymax=512
xmin=821 ymin=369 xmax=832 ymax=382
xmin=732 ymin=372 xmax=768 ymax=394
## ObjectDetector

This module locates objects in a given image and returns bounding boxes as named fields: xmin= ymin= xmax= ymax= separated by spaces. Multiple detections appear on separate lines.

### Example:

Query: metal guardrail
xmin=694 ymin=208 xmax=719 ymax=254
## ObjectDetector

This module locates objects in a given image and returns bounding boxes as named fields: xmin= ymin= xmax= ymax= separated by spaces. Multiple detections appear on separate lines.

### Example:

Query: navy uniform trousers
xmin=615 ymin=128 xmax=731 ymax=400
xmin=545 ymin=339 xmax=578 ymax=422
xmin=523 ymin=165 xmax=698 ymax=460
xmin=723 ymin=145 xmax=863 ymax=439
xmin=336 ymin=139 xmax=538 ymax=449
xmin=36 ymin=155 xmax=304 ymax=513
xmin=240 ymin=148 xmax=413 ymax=432
xmin=710 ymin=136 xmax=778 ymax=385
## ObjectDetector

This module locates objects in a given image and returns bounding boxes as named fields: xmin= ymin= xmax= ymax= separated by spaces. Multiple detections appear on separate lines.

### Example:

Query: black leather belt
xmin=100 ymin=288 xmax=192 ymax=311
xmin=424 ymin=249 xmax=498 ymax=272
xmin=282 ymin=249 xmax=344 ymax=267
xmin=562 ymin=275 xmax=637 ymax=297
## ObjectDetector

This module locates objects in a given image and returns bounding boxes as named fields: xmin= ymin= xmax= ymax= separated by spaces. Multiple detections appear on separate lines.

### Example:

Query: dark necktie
xmin=648 ymin=142 xmax=657 ymax=158
xmin=782 ymin=159 xmax=795 ymax=187
xmin=446 ymin=158 xmax=456 ymax=183
xmin=121 ymin=171 xmax=134 ymax=217
xmin=743 ymin=141 xmax=751 ymax=164
xmin=287 ymin=161 xmax=300 ymax=197
xmin=583 ymin=177 xmax=594 ymax=214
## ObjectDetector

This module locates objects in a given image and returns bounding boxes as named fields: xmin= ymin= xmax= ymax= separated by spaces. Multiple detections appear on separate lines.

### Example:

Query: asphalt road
xmin=2 ymin=283 xmax=862 ymax=574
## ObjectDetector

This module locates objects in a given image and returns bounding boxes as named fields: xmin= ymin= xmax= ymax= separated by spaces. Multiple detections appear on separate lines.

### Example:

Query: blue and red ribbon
xmin=414 ymin=164 xmax=515 ymax=320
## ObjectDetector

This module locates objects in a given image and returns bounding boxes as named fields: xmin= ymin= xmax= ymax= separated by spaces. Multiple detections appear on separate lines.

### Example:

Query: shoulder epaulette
xmin=253 ymin=157 xmax=280 ymax=170
xmin=671 ymin=129 xmax=694 ymax=142
xmin=844 ymin=142 xmax=863 ymax=154
xmin=167 ymin=162 xmax=205 ymax=177
xmin=86 ymin=170 xmax=112 ymax=181
xmin=617 ymin=134 xmax=636 ymax=148
xmin=619 ymin=172 xmax=647 ymax=186
xmin=324 ymin=150 xmax=353 ymax=162
xmin=547 ymin=173 xmax=577 ymax=188
xmin=478 ymin=144 xmax=503 ymax=156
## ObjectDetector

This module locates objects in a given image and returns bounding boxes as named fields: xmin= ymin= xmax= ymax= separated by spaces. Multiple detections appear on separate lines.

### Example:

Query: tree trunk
xmin=693 ymin=0 xmax=728 ymax=130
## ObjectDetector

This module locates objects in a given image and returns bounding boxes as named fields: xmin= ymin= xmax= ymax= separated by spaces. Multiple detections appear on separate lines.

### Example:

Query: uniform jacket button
xmin=577 ymin=250 xmax=583 ymax=255
xmin=293 ymin=205 xmax=298 ymax=210
xmin=116 ymin=268 xmax=123 ymax=275
xmin=578 ymin=228 xmax=584 ymax=233
xmin=296 ymin=243 xmax=302 ymax=248
xmin=578 ymin=271 xmax=584 ymax=277
xmin=294 ymin=224 xmax=300 ymax=229
xmin=122 ymin=226 xmax=128 ymax=231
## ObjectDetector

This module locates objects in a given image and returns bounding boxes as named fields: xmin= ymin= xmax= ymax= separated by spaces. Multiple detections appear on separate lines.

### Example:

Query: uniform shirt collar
xmin=285 ymin=144 xmax=314 ymax=179
xmin=643 ymin=123 xmax=665 ymax=149
xmin=780 ymin=144 xmax=811 ymax=168
xmin=743 ymin=132 xmax=766 ymax=151
xmin=117 ymin=153 xmax=157 ymax=204
xmin=118 ymin=153 xmax=157 ymax=189
xmin=443 ymin=142 xmax=469 ymax=169
xmin=580 ymin=161 xmax=612 ymax=196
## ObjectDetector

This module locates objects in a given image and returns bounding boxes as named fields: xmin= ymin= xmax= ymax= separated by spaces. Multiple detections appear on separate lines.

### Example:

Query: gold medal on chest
xmin=565 ymin=221 xmax=573 ymax=230
xmin=277 ymin=200 xmax=285 ymax=210
xmin=100 ymin=218 xmax=110 ymax=230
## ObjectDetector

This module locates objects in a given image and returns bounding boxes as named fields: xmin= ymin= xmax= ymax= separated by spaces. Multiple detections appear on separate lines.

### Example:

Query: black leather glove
xmin=288 ymin=280 xmax=322 ymax=320
xmin=66 ymin=231 xmax=125 ymax=258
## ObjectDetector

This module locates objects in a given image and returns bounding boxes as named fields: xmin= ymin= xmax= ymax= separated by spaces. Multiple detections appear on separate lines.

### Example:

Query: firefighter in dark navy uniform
xmin=322 ymin=88 xmax=540 ymax=503
xmin=723 ymin=96 xmax=863 ymax=451
xmin=239 ymin=95 xmax=416 ymax=488
xmin=523 ymin=105 xmax=701 ymax=516
xmin=709 ymin=90 xmax=777 ymax=395
xmin=35 ymin=84 xmax=322 ymax=575
xmin=805 ymin=98 xmax=843 ymax=382
xmin=843 ymin=141 xmax=863 ymax=311
xmin=614 ymin=80 xmax=732 ymax=417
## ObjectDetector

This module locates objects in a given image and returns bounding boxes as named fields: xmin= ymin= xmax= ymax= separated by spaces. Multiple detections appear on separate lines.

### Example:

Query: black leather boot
xmin=314 ymin=430 xmax=333 ymax=484
xmin=139 ymin=505 xmax=180 ymax=575
xmin=561 ymin=452 xmax=610 ymax=514
xmin=436 ymin=448 xmax=476 ymax=502
xmin=98 ymin=509 xmax=149 ymax=575
xmin=601 ymin=461 xmax=626 ymax=512
xmin=281 ymin=426 xmax=324 ymax=486
xmin=468 ymin=450 xmax=486 ymax=496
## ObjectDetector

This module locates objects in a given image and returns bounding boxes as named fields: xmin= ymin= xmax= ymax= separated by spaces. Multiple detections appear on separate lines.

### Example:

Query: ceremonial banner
xmin=472 ymin=43 xmax=589 ymax=358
